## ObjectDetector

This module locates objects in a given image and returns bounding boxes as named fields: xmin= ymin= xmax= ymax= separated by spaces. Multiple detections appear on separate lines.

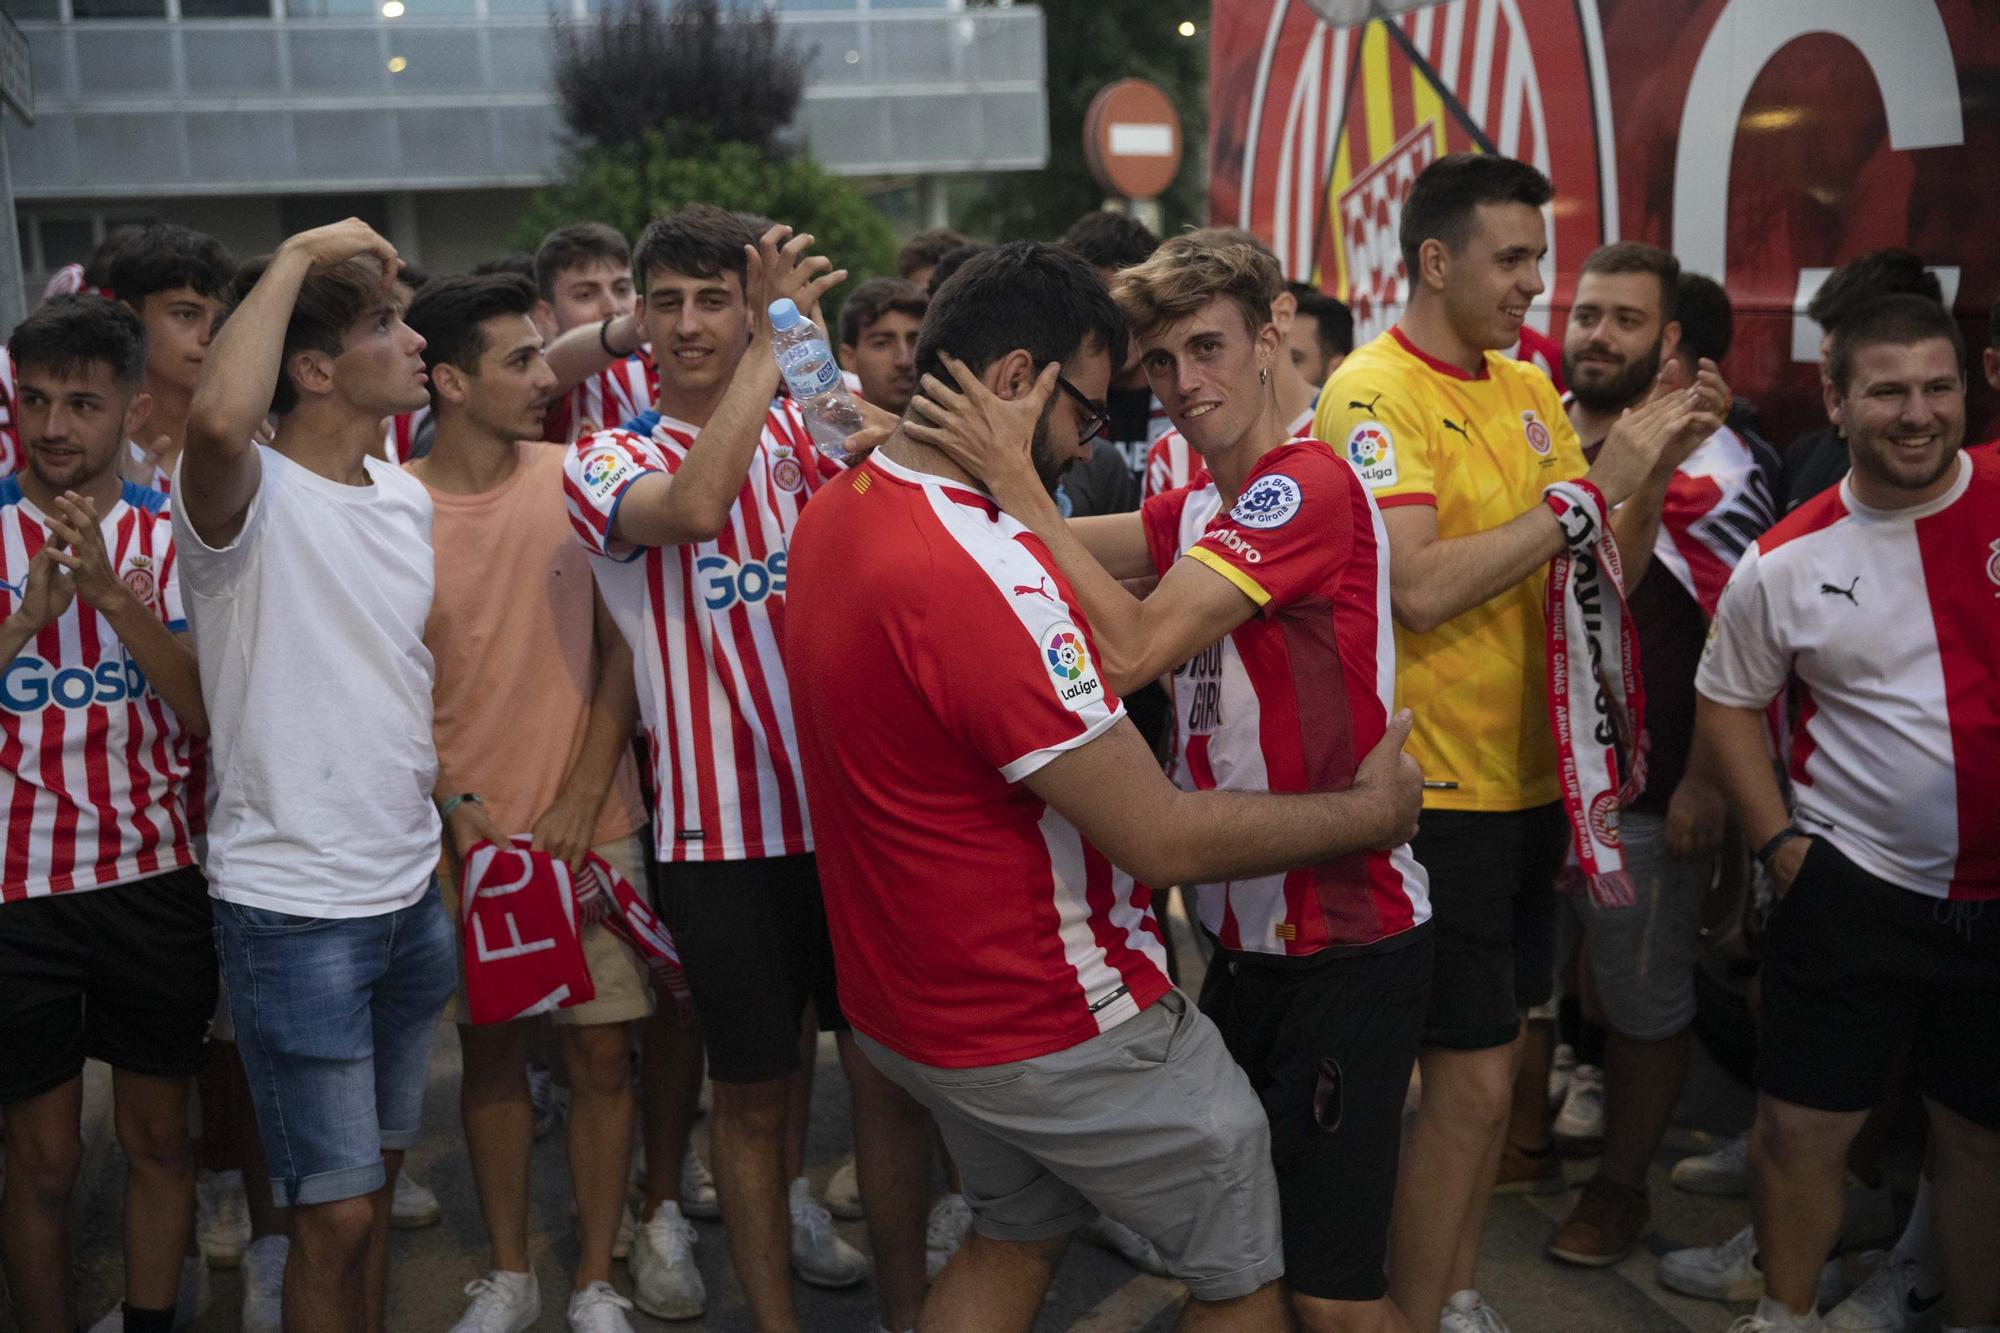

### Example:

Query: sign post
xmin=1083 ymin=79 xmax=1183 ymax=236
xmin=0 ymin=10 xmax=33 ymax=332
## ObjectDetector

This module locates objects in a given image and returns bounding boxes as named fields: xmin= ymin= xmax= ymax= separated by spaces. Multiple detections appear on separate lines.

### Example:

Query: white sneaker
xmin=612 ymin=1202 xmax=636 ymax=1261
xmin=925 ymin=1193 xmax=973 ymax=1279
xmin=86 ymin=1255 xmax=214 ymax=1331
xmin=1726 ymin=1314 xmax=1827 ymax=1333
xmin=789 ymin=1175 xmax=869 ymax=1288
xmin=1442 ymin=1289 xmax=1509 ymax=1333
xmin=1659 ymin=1225 xmax=1848 ymax=1306
xmin=195 ymin=1167 xmax=251 ymax=1268
xmin=391 ymin=1170 xmax=442 ymax=1228
xmin=679 ymin=1148 xmax=720 ymax=1220
xmin=1672 ymin=1133 xmax=1750 ymax=1196
xmin=1082 ymin=1213 xmax=1169 ymax=1276
xmin=241 ymin=1234 xmax=288 ymax=1333
xmin=1548 ymin=1042 xmax=1577 ymax=1112
xmin=448 ymin=1270 xmax=539 ymax=1333
xmin=629 ymin=1200 xmax=705 ymax=1320
xmin=825 ymin=1151 xmax=864 ymax=1220
xmin=566 ymin=1280 xmax=637 ymax=1333
xmin=1824 ymin=1252 xmax=1946 ymax=1333
xmin=1553 ymin=1063 xmax=1605 ymax=1147
xmin=1841 ymin=1174 xmax=1896 ymax=1250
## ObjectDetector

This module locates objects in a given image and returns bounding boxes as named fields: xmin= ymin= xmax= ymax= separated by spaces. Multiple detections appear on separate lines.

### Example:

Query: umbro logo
xmin=1819 ymin=576 xmax=1860 ymax=605
xmin=1441 ymin=418 xmax=1470 ymax=440
xmin=1347 ymin=393 xmax=1383 ymax=414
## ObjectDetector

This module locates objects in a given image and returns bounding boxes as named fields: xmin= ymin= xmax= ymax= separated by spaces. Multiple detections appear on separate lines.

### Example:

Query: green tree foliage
xmin=552 ymin=0 xmax=805 ymax=153
xmin=965 ymin=0 xmax=1209 ymax=241
xmin=510 ymin=125 xmax=899 ymax=324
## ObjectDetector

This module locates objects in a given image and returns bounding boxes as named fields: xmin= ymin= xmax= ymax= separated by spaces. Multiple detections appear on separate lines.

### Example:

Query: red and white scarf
xmin=461 ymin=836 xmax=689 ymax=1025
xmin=1542 ymin=480 xmax=1645 ymax=907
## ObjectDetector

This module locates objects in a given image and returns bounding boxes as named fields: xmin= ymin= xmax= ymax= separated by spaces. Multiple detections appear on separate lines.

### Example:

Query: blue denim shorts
xmin=213 ymin=880 xmax=455 ymax=1207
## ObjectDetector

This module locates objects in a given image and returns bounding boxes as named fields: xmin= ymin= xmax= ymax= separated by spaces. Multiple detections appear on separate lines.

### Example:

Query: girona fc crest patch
xmin=121 ymin=554 xmax=156 ymax=604
xmin=1522 ymin=410 xmax=1554 ymax=456
xmin=1588 ymin=791 xmax=1622 ymax=849
xmin=1987 ymin=538 xmax=2000 ymax=591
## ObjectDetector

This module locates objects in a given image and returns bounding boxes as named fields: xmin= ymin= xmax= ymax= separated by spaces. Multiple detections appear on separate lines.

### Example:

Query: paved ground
xmin=45 ymin=905 xmax=1913 ymax=1332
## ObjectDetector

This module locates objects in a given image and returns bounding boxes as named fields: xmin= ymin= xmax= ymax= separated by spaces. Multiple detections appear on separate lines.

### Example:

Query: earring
xmin=1259 ymin=366 xmax=1269 ymax=385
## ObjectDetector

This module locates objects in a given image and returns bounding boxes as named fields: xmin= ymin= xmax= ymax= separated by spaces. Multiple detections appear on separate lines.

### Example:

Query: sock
xmin=1754 ymin=1294 xmax=1822 ymax=1331
xmin=121 ymin=1304 xmax=177 ymax=1333
xmin=1892 ymin=1172 xmax=1944 ymax=1294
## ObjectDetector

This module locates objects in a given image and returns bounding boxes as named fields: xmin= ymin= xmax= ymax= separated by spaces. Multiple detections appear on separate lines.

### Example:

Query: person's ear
xmin=989 ymin=349 xmax=1037 ymax=401
xmin=1660 ymin=321 xmax=1682 ymax=366
xmin=433 ymin=361 xmax=470 ymax=408
xmin=1823 ymin=374 xmax=1845 ymax=432
xmin=121 ymin=390 xmax=154 ymax=441
xmin=288 ymin=348 xmax=336 ymax=400
xmin=1418 ymin=238 xmax=1451 ymax=293
xmin=1270 ymin=290 xmax=1298 ymax=337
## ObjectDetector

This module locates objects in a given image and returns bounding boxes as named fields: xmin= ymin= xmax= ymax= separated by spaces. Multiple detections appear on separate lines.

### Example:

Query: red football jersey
xmin=785 ymin=451 xmax=1171 ymax=1067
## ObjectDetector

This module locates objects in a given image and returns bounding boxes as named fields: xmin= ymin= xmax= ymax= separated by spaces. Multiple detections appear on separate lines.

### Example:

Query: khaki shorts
xmin=441 ymin=832 xmax=655 ymax=1027
xmin=857 ymin=989 xmax=1285 ymax=1302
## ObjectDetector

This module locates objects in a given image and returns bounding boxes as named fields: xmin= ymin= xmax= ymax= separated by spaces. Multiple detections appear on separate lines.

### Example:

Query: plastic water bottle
xmin=768 ymin=298 xmax=867 ymax=463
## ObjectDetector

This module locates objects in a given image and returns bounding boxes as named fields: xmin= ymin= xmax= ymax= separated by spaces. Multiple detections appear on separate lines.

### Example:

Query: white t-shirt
xmin=172 ymin=445 xmax=441 ymax=917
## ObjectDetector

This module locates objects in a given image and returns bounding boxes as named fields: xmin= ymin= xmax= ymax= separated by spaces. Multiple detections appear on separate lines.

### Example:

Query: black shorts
xmin=658 ymin=853 xmax=846 ymax=1084
xmin=1758 ymin=838 xmax=2000 ymax=1129
xmin=1199 ymin=933 xmax=1433 ymax=1302
xmin=1410 ymin=803 xmax=1568 ymax=1050
xmin=0 ymin=866 xmax=218 ymax=1104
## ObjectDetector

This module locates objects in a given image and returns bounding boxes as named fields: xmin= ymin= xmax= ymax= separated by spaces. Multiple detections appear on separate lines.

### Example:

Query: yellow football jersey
xmin=1313 ymin=327 xmax=1586 ymax=812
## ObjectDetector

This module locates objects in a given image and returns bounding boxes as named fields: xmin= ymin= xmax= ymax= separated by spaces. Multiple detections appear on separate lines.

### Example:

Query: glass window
xmin=5 ymin=0 xmax=62 ymax=20
xmin=181 ymin=0 xmax=277 ymax=17
xmin=35 ymin=217 xmax=99 ymax=272
xmin=69 ymin=0 xmax=169 ymax=17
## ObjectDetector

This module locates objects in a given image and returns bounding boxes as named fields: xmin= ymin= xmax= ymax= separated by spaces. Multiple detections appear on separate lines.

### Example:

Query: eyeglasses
xmin=1051 ymin=370 xmax=1109 ymax=443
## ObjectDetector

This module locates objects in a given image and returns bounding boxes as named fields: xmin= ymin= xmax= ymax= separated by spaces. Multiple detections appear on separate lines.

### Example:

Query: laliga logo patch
xmin=120 ymin=553 xmax=156 ymax=604
xmin=1043 ymin=621 xmax=1103 ymax=711
xmin=1230 ymin=473 xmax=1303 ymax=529
xmin=581 ymin=449 xmax=628 ymax=495
xmin=1522 ymin=410 xmax=1554 ymax=457
xmin=1588 ymin=791 xmax=1622 ymax=849
xmin=1345 ymin=421 xmax=1398 ymax=486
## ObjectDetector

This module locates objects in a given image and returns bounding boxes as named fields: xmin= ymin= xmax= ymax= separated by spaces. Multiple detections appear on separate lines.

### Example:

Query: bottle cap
xmin=767 ymin=298 xmax=802 ymax=331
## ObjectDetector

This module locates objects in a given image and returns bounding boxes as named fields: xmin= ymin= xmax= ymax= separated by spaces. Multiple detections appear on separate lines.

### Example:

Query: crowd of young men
xmin=0 ymin=148 xmax=1994 ymax=1333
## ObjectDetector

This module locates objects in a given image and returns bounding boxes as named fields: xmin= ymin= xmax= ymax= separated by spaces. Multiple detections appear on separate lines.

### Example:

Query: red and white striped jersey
xmin=1 ymin=477 xmax=195 ymax=902
xmin=1141 ymin=404 xmax=1317 ymax=502
xmin=1141 ymin=440 xmax=1430 ymax=954
xmin=1697 ymin=449 xmax=2000 ymax=900
xmin=0 ymin=348 xmax=18 ymax=479
xmin=544 ymin=349 xmax=658 ymax=444
xmin=380 ymin=406 xmax=430 ymax=464
xmin=785 ymin=451 xmax=1169 ymax=1067
xmin=563 ymin=398 xmax=828 ymax=864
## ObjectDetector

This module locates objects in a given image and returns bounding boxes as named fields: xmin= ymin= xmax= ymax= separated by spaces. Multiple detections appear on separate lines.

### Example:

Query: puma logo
xmin=1819 ymin=577 xmax=1860 ymax=605
xmin=1012 ymin=576 xmax=1057 ymax=603
xmin=1441 ymin=418 xmax=1470 ymax=440
xmin=1347 ymin=393 xmax=1383 ymax=414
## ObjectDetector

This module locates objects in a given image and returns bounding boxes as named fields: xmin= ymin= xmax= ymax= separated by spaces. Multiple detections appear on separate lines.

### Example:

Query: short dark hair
xmin=534 ymin=222 xmax=631 ymax=300
xmin=105 ymin=223 xmax=235 ymax=306
xmin=471 ymin=252 xmax=537 ymax=282
xmin=1060 ymin=210 xmax=1160 ymax=273
xmin=1579 ymin=242 xmax=1680 ymax=324
xmin=897 ymin=228 xmax=970 ymax=280
xmin=838 ymin=277 xmax=928 ymax=348
xmin=8 ymin=294 xmax=148 ymax=388
xmin=1807 ymin=249 xmax=1941 ymax=333
xmin=632 ymin=204 xmax=758 ymax=297
xmin=926 ymin=244 xmax=990 ymax=298
xmin=84 ymin=225 xmax=143 ymax=293
xmin=404 ymin=273 xmax=543 ymax=412
xmin=228 ymin=252 xmax=390 ymax=416
xmin=1288 ymin=282 xmax=1355 ymax=357
xmin=1399 ymin=153 xmax=1552 ymax=275
xmin=1675 ymin=273 xmax=1734 ymax=363
xmin=1826 ymin=294 xmax=1965 ymax=394
xmin=395 ymin=263 xmax=432 ymax=293
xmin=917 ymin=241 xmax=1128 ymax=393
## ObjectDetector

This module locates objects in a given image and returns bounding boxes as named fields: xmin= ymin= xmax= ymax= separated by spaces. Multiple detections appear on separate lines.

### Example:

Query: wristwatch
xmin=439 ymin=792 xmax=484 ymax=821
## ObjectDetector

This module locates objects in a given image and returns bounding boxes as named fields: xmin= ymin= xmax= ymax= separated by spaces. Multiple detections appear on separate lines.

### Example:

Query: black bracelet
xmin=599 ymin=315 xmax=631 ymax=359
xmin=1754 ymin=826 xmax=1804 ymax=866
